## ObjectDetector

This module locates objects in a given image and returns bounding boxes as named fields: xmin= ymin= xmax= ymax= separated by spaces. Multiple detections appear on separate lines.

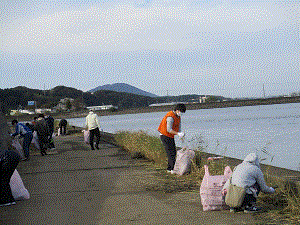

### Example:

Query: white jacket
xmin=223 ymin=153 xmax=274 ymax=195
xmin=85 ymin=111 xmax=101 ymax=130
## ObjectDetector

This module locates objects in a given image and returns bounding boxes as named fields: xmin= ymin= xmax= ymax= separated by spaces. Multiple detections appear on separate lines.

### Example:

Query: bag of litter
xmin=83 ymin=130 xmax=90 ymax=144
xmin=11 ymin=139 xmax=25 ymax=159
xmin=10 ymin=170 xmax=30 ymax=200
xmin=173 ymin=147 xmax=195 ymax=175
xmin=200 ymin=165 xmax=232 ymax=211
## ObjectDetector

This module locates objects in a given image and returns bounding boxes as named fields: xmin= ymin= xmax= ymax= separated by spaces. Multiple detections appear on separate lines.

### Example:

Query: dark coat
xmin=35 ymin=118 xmax=50 ymax=143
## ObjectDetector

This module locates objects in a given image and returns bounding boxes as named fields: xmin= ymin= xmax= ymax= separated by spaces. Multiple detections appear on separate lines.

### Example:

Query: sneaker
xmin=229 ymin=208 xmax=236 ymax=213
xmin=244 ymin=206 xmax=261 ymax=213
xmin=167 ymin=170 xmax=175 ymax=174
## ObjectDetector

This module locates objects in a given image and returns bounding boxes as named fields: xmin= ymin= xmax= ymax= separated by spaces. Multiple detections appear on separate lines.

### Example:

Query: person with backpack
xmin=158 ymin=103 xmax=186 ymax=174
xmin=11 ymin=120 xmax=33 ymax=161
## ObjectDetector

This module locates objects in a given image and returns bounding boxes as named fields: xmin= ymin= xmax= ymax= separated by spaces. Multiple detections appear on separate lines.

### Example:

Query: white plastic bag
xmin=11 ymin=139 xmax=25 ymax=159
xmin=173 ymin=147 xmax=195 ymax=175
xmin=83 ymin=130 xmax=90 ymax=144
xmin=31 ymin=131 xmax=40 ymax=150
xmin=10 ymin=170 xmax=30 ymax=200
xmin=200 ymin=165 xmax=232 ymax=211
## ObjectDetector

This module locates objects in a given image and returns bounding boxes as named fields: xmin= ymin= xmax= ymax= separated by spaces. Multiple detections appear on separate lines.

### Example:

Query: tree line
xmin=0 ymin=86 xmax=226 ymax=114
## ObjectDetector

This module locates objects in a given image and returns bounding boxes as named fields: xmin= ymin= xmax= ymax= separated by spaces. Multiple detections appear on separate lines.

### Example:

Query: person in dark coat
xmin=45 ymin=114 xmax=55 ymax=149
xmin=0 ymin=112 xmax=20 ymax=207
xmin=34 ymin=114 xmax=50 ymax=156
xmin=59 ymin=119 xmax=68 ymax=136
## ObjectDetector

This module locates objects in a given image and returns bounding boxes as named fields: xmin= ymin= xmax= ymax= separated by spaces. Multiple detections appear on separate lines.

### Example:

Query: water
xmin=69 ymin=103 xmax=300 ymax=171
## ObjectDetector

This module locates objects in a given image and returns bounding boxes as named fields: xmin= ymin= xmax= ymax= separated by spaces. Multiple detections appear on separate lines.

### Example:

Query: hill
xmin=88 ymin=83 xmax=158 ymax=97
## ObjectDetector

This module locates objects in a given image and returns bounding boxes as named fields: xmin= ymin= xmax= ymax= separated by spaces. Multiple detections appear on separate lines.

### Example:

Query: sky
xmin=0 ymin=0 xmax=299 ymax=98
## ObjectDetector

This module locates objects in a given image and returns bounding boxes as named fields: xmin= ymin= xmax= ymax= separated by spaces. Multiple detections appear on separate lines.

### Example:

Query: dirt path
xmin=0 ymin=134 xmax=261 ymax=225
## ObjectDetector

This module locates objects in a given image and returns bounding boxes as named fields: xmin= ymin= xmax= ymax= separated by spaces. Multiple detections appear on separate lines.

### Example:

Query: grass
xmin=114 ymin=130 xmax=300 ymax=224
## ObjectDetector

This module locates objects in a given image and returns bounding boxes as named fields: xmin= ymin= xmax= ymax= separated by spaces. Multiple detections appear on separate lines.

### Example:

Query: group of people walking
xmin=158 ymin=103 xmax=276 ymax=213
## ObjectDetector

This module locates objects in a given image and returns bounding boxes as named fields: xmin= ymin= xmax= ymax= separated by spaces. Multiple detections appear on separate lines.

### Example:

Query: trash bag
xmin=10 ymin=170 xmax=30 ymax=200
xmin=173 ymin=147 xmax=195 ymax=175
xmin=11 ymin=139 xmax=25 ymax=159
xmin=200 ymin=165 xmax=232 ymax=211
xmin=31 ymin=131 xmax=40 ymax=150
xmin=83 ymin=130 xmax=90 ymax=144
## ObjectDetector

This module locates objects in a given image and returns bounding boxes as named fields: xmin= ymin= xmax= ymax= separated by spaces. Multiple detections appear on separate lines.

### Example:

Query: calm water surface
xmin=69 ymin=103 xmax=300 ymax=170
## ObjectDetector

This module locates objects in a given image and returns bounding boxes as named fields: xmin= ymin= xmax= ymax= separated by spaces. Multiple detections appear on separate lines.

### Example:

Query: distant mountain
xmin=88 ymin=83 xmax=158 ymax=97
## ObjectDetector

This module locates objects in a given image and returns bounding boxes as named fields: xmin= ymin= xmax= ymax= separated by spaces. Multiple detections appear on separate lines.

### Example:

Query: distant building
xmin=87 ymin=105 xmax=118 ymax=111
xmin=35 ymin=108 xmax=52 ymax=114
xmin=10 ymin=109 xmax=35 ymax=115
xmin=54 ymin=98 xmax=75 ymax=111
xmin=199 ymin=96 xmax=207 ymax=103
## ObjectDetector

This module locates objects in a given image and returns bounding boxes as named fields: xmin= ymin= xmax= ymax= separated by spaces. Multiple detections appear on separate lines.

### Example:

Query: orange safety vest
xmin=158 ymin=111 xmax=181 ymax=138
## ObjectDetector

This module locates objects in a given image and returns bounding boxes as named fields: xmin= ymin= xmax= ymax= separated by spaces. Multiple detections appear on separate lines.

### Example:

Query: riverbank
xmin=6 ymin=96 xmax=300 ymax=121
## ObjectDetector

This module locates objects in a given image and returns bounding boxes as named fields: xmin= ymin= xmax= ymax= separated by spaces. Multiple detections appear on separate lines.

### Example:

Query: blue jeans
xmin=23 ymin=132 xmax=33 ymax=158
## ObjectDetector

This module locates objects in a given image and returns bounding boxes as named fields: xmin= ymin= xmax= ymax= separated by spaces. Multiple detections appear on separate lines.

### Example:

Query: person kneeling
xmin=222 ymin=153 xmax=275 ymax=213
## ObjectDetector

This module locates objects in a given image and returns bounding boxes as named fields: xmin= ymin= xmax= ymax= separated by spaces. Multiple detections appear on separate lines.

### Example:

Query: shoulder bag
xmin=225 ymin=176 xmax=246 ymax=208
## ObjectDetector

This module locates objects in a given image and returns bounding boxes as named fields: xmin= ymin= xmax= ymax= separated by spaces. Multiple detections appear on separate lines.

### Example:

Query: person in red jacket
xmin=158 ymin=103 xmax=186 ymax=174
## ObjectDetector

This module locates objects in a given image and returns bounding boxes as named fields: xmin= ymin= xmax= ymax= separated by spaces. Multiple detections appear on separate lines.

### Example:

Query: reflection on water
xmin=69 ymin=103 xmax=300 ymax=170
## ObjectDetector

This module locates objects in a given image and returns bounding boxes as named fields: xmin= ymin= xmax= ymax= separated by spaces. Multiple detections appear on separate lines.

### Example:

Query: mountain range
xmin=88 ymin=83 xmax=158 ymax=97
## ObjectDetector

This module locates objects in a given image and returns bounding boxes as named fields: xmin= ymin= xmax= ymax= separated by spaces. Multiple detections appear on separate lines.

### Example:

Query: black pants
xmin=89 ymin=128 xmax=101 ymax=149
xmin=59 ymin=125 xmax=67 ymax=135
xmin=241 ymin=183 xmax=261 ymax=207
xmin=160 ymin=135 xmax=176 ymax=171
xmin=0 ymin=150 xmax=20 ymax=204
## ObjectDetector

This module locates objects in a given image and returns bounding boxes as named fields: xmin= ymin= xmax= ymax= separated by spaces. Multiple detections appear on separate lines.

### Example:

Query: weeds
xmin=114 ymin=131 xmax=300 ymax=224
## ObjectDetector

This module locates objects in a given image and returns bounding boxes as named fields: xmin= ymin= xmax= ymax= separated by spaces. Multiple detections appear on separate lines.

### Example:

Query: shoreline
xmin=6 ymin=95 xmax=300 ymax=121
xmin=99 ymin=130 xmax=300 ymax=178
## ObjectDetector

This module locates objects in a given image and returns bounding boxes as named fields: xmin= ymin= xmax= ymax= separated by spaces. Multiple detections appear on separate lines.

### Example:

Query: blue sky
xmin=0 ymin=0 xmax=299 ymax=98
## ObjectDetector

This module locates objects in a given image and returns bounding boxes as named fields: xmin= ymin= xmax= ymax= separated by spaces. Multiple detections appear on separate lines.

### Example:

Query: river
xmin=68 ymin=103 xmax=300 ymax=171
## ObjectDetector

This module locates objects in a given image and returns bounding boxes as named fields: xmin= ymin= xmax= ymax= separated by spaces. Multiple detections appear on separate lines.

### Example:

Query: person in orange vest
xmin=158 ymin=103 xmax=186 ymax=174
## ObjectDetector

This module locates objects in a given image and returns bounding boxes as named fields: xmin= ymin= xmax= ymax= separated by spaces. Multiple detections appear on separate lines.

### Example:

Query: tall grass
xmin=114 ymin=131 xmax=300 ymax=223
xmin=114 ymin=130 xmax=167 ymax=167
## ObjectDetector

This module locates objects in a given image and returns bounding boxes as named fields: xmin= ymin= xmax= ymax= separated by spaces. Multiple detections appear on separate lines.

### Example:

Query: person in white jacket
xmin=85 ymin=109 xmax=101 ymax=150
xmin=223 ymin=153 xmax=275 ymax=213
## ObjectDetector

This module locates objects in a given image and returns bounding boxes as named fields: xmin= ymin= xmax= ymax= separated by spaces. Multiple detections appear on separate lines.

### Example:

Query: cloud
xmin=0 ymin=0 xmax=287 ymax=53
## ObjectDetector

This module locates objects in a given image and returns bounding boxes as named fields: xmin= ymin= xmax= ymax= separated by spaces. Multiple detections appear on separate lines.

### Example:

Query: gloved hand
xmin=269 ymin=187 xmax=275 ymax=193
xmin=178 ymin=132 xmax=185 ymax=138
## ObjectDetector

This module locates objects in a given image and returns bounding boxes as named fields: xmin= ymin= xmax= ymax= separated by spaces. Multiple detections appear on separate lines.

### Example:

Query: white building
xmin=87 ymin=105 xmax=118 ymax=111
xmin=199 ymin=96 xmax=207 ymax=103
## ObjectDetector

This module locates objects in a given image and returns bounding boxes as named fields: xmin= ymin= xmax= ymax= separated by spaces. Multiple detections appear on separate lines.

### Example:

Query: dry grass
xmin=114 ymin=131 xmax=300 ymax=224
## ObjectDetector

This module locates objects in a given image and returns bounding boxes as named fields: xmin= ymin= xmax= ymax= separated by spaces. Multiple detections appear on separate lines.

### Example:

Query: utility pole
xmin=263 ymin=83 xmax=266 ymax=98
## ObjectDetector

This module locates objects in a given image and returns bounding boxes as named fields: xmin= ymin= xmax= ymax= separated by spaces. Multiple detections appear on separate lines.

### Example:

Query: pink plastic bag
xmin=10 ymin=170 xmax=30 ymax=200
xmin=11 ymin=139 xmax=25 ymax=159
xmin=200 ymin=165 xmax=232 ymax=211
xmin=83 ymin=130 xmax=90 ymax=144
xmin=173 ymin=147 xmax=195 ymax=175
